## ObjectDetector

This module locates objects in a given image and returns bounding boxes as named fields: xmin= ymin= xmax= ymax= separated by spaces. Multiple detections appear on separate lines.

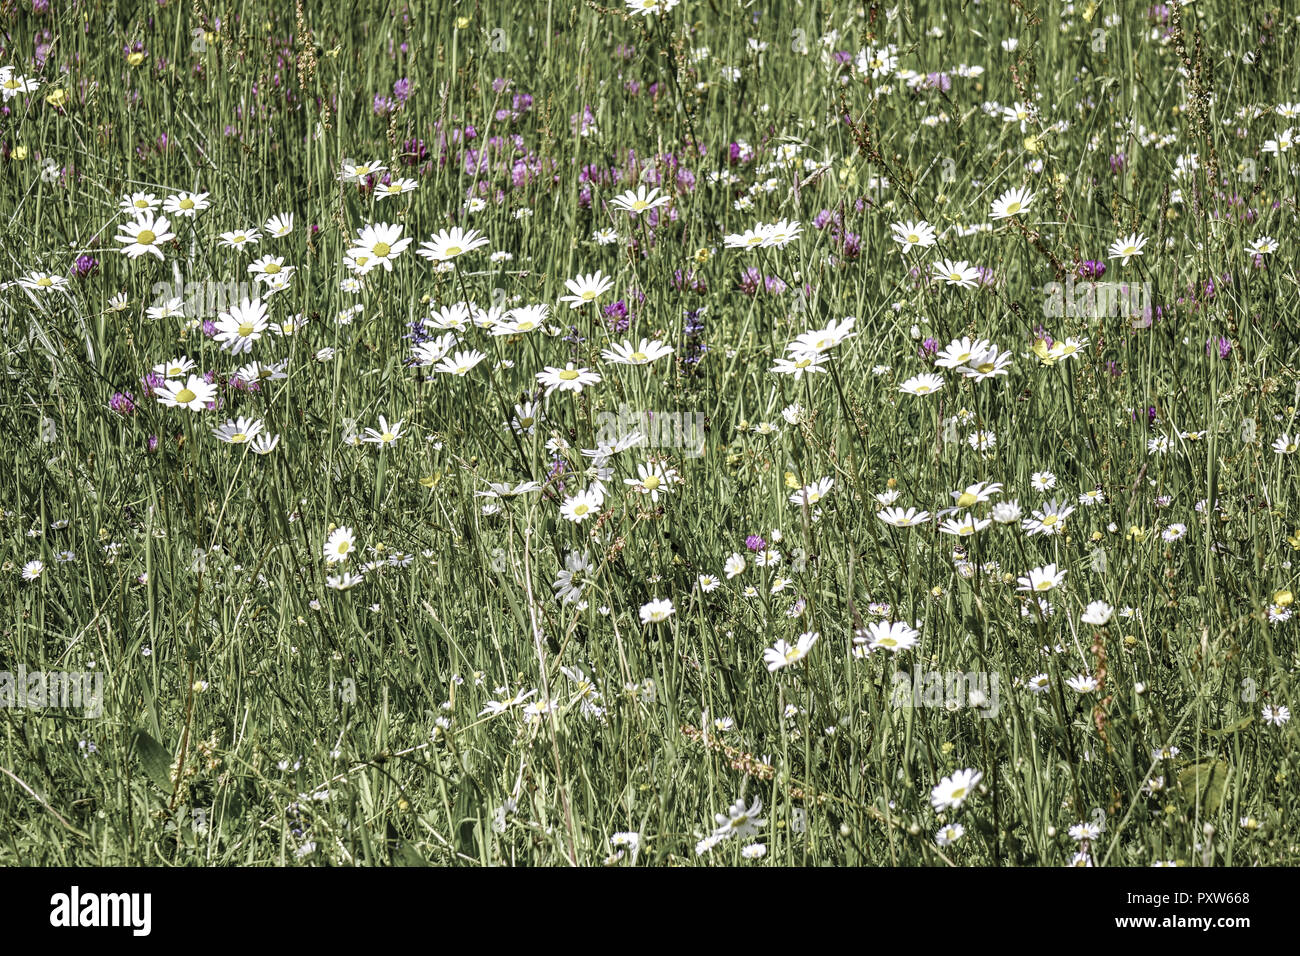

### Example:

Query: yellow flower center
xmin=175 ymin=388 xmax=196 ymax=404
xmin=231 ymin=433 xmax=248 ymax=443
xmin=36 ymin=277 xmax=52 ymax=287
xmin=574 ymin=504 xmax=589 ymax=515
xmin=238 ymin=323 xmax=254 ymax=337
xmin=631 ymin=351 xmax=648 ymax=362
xmin=642 ymin=475 xmax=661 ymax=490
xmin=581 ymin=290 xmax=597 ymax=300
xmin=1005 ymin=202 xmax=1021 ymax=215
xmin=137 ymin=230 xmax=157 ymax=245
xmin=445 ymin=246 xmax=462 ymax=256
xmin=180 ymin=198 xmax=195 ymax=209
xmin=264 ymin=262 xmax=281 ymax=274
xmin=372 ymin=242 xmax=391 ymax=257
xmin=559 ymin=369 xmax=580 ymax=381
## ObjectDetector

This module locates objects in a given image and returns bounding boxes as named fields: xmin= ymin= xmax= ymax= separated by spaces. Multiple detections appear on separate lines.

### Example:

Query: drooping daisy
xmin=418 ymin=226 xmax=490 ymax=262
xmin=154 ymin=356 xmax=196 ymax=379
xmin=0 ymin=70 xmax=40 ymax=100
xmin=248 ymin=255 xmax=294 ymax=284
xmin=762 ymin=218 xmax=802 ymax=248
xmin=723 ymin=226 xmax=771 ymax=249
xmin=763 ymin=632 xmax=818 ymax=671
xmin=789 ymin=477 xmax=834 ymax=507
xmin=218 ymin=229 xmax=261 ymax=250
xmin=1107 ymin=232 xmax=1148 ymax=265
xmin=1246 ymin=236 xmax=1278 ymax=257
xmin=1065 ymin=674 xmax=1099 ymax=693
xmin=930 ymin=768 xmax=982 ymax=811
xmin=375 ymin=177 xmax=419 ymax=200
xmin=558 ymin=270 xmax=615 ymax=308
xmin=1016 ymin=563 xmax=1066 ymax=593
xmin=890 ymin=219 xmax=937 ymax=253
xmin=214 ymin=298 xmax=269 ymax=354
xmin=250 ymin=433 xmax=281 ymax=455
xmin=323 ymin=526 xmax=357 ymax=563
xmin=769 ymin=353 xmax=829 ymax=378
xmin=1262 ymin=127 xmax=1295 ymax=154
xmin=878 ymin=506 xmax=932 ymax=528
xmin=935 ymin=337 xmax=992 ymax=369
xmin=340 ymin=159 xmax=387 ymax=182
xmin=537 ymin=364 xmax=602 ymax=397
xmin=1080 ymin=601 xmax=1114 ymax=626
xmin=939 ymin=513 xmax=991 ymax=537
xmin=348 ymin=222 xmax=411 ymax=272
xmin=787 ymin=316 xmax=857 ymax=355
xmin=639 ymin=598 xmax=675 ymax=623
xmin=960 ymin=345 xmax=1013 ymax=381
xmin=163 ymin=191 xmax=211 ymax=217
xmin=560 ymin=489 xmax=603 ymax=523
xmin=264 ymin=213 xmax=294 ymax=237
xmin=858 ymin=620 xmax=919 ymax=653
xmin=899 ymin=373 xmax=944 ymax=396
xmin=724 ymin=553 xmax=746 ymax=579
xmin=626 ymin=0 xmax=679 ymax=15
xmin=362 ymin=416 xmax=404 ymax=446
xmin=989 ymin=186 xmax=1035 ymax=220
xmin=496 ymin=304 xmax=549 ymax=335
xmin=1022 ymin=499 xmax=1075 ymax=536
xmin=212 ymin=416 xmax=266 ymax=444
xmin=156 ymin=374 xmax=217 ymax=411
xmin=931 ymin=259 xmax=981 ymax=288
xmin=624 ymin=461 xmax=673 ymax=503
xmin=115 ymin=212 xmax=176 ymax=260
xmin=609 ymin=184 xmax=671 ymax=215
xmin=434 ymin=349 xmax=488 ymax=376
xmin=120 ymin=192 xmax=161 ymax=215
xmin=602 ymin=338 xmax=674 ymax=366
xmin=18 ymin=271 xmax=69 ymax=292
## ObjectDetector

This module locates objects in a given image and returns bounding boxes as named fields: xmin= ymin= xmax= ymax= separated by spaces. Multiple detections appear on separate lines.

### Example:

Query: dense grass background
xmin=2 ymin=0 xmax=1299 ymax=865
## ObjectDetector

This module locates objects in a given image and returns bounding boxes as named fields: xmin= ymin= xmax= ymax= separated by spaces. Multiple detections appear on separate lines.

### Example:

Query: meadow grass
xmin=1 ymin=0 xmax=1299 ymax=866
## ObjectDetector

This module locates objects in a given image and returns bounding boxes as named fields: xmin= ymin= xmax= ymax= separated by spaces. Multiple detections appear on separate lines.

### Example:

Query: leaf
xmin=1178 ymin=759 xmax=1230 ymax=813
xmin=131 ymin=729 xmax=174 ymax=793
